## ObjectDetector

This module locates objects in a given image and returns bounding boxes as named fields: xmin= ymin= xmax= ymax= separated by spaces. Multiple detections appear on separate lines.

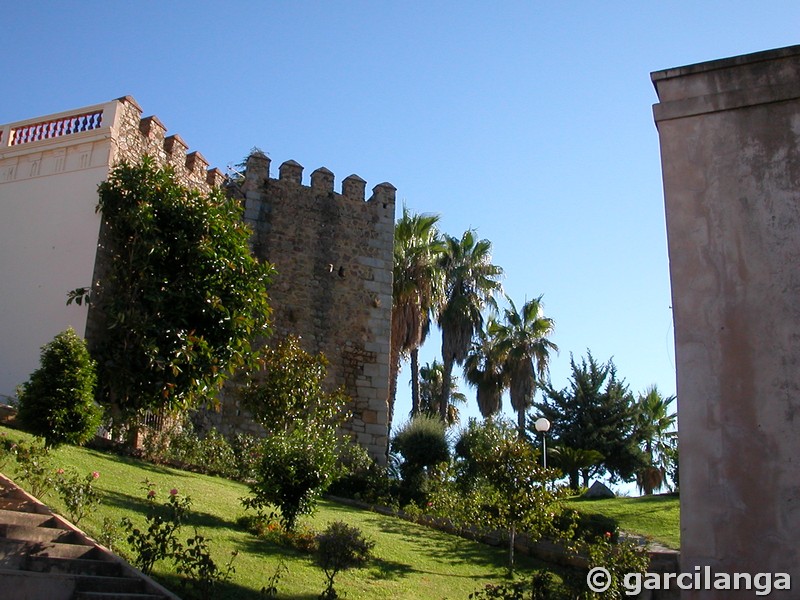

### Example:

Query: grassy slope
xmin=1 ymin=425 xmax=552 ymax=600
xmin=565 ymin=495 xmax=680 ymax=550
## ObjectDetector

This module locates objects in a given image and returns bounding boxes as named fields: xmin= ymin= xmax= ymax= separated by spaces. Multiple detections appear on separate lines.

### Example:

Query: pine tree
xmin=534 ymin=352 xmax=646 ymax=487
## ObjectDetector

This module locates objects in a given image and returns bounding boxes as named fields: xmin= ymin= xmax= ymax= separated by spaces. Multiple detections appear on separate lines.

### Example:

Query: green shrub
xmin=315 ymin=521 xmax=374 ymax=599
xmin=243 ymin=421 xmax=344 ymax=531
xmin=326 ymin=443 xmax=395 ymax=504
xmin=229 ymin=432 xmax=264 ymax=481
xmin=391 ymin=415 xmax=450 ymax=504
xmin=17 ymin=328 xmax=102 ymax=447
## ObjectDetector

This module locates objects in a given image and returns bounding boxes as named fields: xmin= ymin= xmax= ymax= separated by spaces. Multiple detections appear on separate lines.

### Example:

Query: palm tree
xmin=635 ymin=385 xmax=677 ymax=494
xmin=549 ymin=446 xmax=604 ymax=490
xmin=389 ymin=207 xmax=445 ymax=431
xmin=437 ymin=230 xmax=503 ymax=422
xmin=463 ymin=322 xmax=506 ymax=420
xmin=492 ymin=295 xmax=557 ymax=437
xmin=417 ymin=360 xmax=467 ymax=426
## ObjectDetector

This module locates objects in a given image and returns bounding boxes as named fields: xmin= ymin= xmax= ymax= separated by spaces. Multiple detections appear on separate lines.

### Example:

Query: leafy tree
xmin=417 ymin=360 xmax=467 ymax=425
xmin=239 ymin=335 xmax=335 ymax=433
xmin=634 ymin=385 xmax=677 ymax=494
xmin=240 ymin=339 xmax=351 ymax=531
xmin=491 ymin=296 xmax=557 ymax=437
xmin=75 ymin=158 xmax=274 ymax=429
xmin=535 ymin=352 xmax=646 ymax=487
xmin=437 ymin=230 xmax=503 ymax=421
xmin=445 ymin=419 xmax=566 ymax=572
xmin=246 ymin=418 xmax=346 ymax=531
xmin=391 ymin=413 xmax=450 ymax=503
xmin=390 ymin=207 xmax=445 ymax=425
xmin=17 ymin=328 xmax=102 ymax=447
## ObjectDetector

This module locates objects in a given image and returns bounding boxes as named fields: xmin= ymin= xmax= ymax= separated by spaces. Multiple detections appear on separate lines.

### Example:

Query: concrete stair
xmin=0 ymin=472 xmax=178 ymax=600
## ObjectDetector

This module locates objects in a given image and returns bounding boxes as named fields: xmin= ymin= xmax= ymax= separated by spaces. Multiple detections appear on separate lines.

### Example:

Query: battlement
xmin=113 ymin=96 xmax=223 ymax=191
xmin=242 ymin=152 xmax=396 ymax=205
xmin=0 ymin=97 xmax=223 ymax=192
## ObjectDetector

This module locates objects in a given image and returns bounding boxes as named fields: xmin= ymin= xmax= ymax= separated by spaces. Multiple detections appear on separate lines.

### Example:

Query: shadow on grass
xmin=100 ymin=488 xmax=242 ymax=532
xmin=155 ymin=571 xmax=321 ymax=600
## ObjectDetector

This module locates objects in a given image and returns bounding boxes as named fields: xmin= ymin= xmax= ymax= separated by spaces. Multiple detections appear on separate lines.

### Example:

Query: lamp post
xmin=534 ymin=417 xmax=550 ymax=470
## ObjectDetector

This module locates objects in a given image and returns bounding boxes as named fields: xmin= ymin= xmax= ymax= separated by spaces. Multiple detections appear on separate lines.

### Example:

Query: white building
xmin=0 ymin=97 xmax=221 ymax=402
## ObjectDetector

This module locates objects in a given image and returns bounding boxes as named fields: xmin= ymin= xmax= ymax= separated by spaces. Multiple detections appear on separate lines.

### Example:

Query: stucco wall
xmin=653 ymin=45 xmax=800 ymax=596
xmin=0 ymin=104 xmax=115 ymax=400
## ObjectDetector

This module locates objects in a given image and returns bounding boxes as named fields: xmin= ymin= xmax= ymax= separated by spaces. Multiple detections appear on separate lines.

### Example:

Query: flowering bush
xmin=12 ymin=438 xmax=53 ymax=499
xmin=237 ymin=512 xmax=319 ymax=553
xmin=121 ymin=480 xmax=235 ymax=598
xmin=122 ymin=480 xmax=190 ymax=575
xmin=53 ymin=468 xmax=102 ymax=525
xmin=0 ymin=432 xmax=13 ymax=471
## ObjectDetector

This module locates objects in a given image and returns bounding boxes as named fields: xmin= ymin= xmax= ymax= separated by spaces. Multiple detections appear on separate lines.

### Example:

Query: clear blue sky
xmin=4 ymin=2 xmax=799 ymax=435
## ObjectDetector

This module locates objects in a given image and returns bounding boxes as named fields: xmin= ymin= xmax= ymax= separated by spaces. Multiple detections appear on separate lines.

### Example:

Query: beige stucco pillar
xmin=653 ymin=46 xmax=800 ymax=597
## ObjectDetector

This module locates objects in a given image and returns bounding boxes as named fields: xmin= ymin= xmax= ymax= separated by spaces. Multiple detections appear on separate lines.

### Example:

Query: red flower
xmin=170 ymin=488 xmax=178 ymax=496
xmin=147 ymin=490 xmax=156 ymax=498
xmin=604 ymin=531 xmax=612 ymax=538
xmin=92 ymin=471 xmax=100 ymax=479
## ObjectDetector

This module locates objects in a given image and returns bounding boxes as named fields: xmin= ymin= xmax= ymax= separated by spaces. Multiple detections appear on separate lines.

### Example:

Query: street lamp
xmin=534 ymin=417 xmax=550 ymax=469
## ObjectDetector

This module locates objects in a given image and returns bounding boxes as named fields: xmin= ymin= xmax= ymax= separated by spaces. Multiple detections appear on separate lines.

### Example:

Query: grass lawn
xmin=565 ymin=495 xmax=680 ymax=550
xmin=0 ymin=425 xmax=558 ymax=599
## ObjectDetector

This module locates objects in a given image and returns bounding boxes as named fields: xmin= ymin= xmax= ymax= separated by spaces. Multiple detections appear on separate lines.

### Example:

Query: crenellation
xmin=342 ymin=174 xmax=366 ymax=200
xmin=369 ymin=182 xmax=397 ymax=205
xmin=279 ymin=159 xmax=303 ymax=184
xmin=163 ymin=134 xmax=188 ymax=160
xmin=138 ymin=115 xmax=166 ymax=142
xmin=311 ymin=166 xmax=334 ymax=192
xmin=206 ymin=167 xmax=225 ymax=187
xmin=185 ymin=151 xmax=208 ymax=174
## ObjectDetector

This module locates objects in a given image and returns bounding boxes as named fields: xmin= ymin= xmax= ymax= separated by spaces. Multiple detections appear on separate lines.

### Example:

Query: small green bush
xmin=315 ymin=521 xmax=374 ymax=599
xmin=17 ymin=328 xmax=102 ymax=447
xmin=391 ymin=415 xmax=450 ymax=504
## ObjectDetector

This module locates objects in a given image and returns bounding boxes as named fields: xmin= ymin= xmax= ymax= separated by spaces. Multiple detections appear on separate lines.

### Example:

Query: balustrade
xmin=9 ymin=110 xmax=103 ymax=146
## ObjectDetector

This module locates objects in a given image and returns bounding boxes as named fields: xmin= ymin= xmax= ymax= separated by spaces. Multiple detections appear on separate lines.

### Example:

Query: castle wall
xmin=207 ymin=153 xmax=394 ymax=464
xmin=652 ymin=46 xmax=800 ymax=596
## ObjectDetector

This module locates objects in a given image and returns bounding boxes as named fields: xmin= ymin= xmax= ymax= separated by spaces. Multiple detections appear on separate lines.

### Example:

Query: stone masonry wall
xmin=207 ymin=152 xmax=394 ymax=464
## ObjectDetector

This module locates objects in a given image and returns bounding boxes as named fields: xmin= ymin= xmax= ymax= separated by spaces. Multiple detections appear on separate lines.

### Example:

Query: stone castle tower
xmin=206 ymin=152 xmax=395 ymax=463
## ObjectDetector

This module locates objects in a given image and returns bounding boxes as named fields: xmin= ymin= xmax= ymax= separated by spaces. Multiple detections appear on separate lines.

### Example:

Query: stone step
xmin=24 ymin=555 xmax=122 ymax=577
xmin=0 ymin=537 xmax=98 ymax=561
xmin=0 ymin=523 xmax=79 ymax=544
xmin=0 ymin=496 xmax=39 ymax=512
xmin=74 ymin=574 xmax=149 ymax=594
xmin=0 ymin=507 xmax=60 ymax=529
xmin=74 ymin=593 xmax=166 ymax=600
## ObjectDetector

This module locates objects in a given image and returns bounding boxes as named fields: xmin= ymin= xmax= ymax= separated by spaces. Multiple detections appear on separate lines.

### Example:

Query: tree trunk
xmin=517 ymin=407 xmax=526 ymax=439
xmin=581 ymin=468 xmax=590 ymax=489
xmin=440 ymin=354 xmax=453 ymax=422
xmin=387 ymin=342 xmax=401 ymax=453
xmin=508 ymin=523 xmax=516 ymax=574
xmin=410 ymin=348 xmax=420 ymax=417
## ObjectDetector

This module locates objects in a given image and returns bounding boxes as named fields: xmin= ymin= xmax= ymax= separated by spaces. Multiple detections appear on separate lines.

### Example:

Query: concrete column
xmin=652 ymin=45 xmax=800 ymax=597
